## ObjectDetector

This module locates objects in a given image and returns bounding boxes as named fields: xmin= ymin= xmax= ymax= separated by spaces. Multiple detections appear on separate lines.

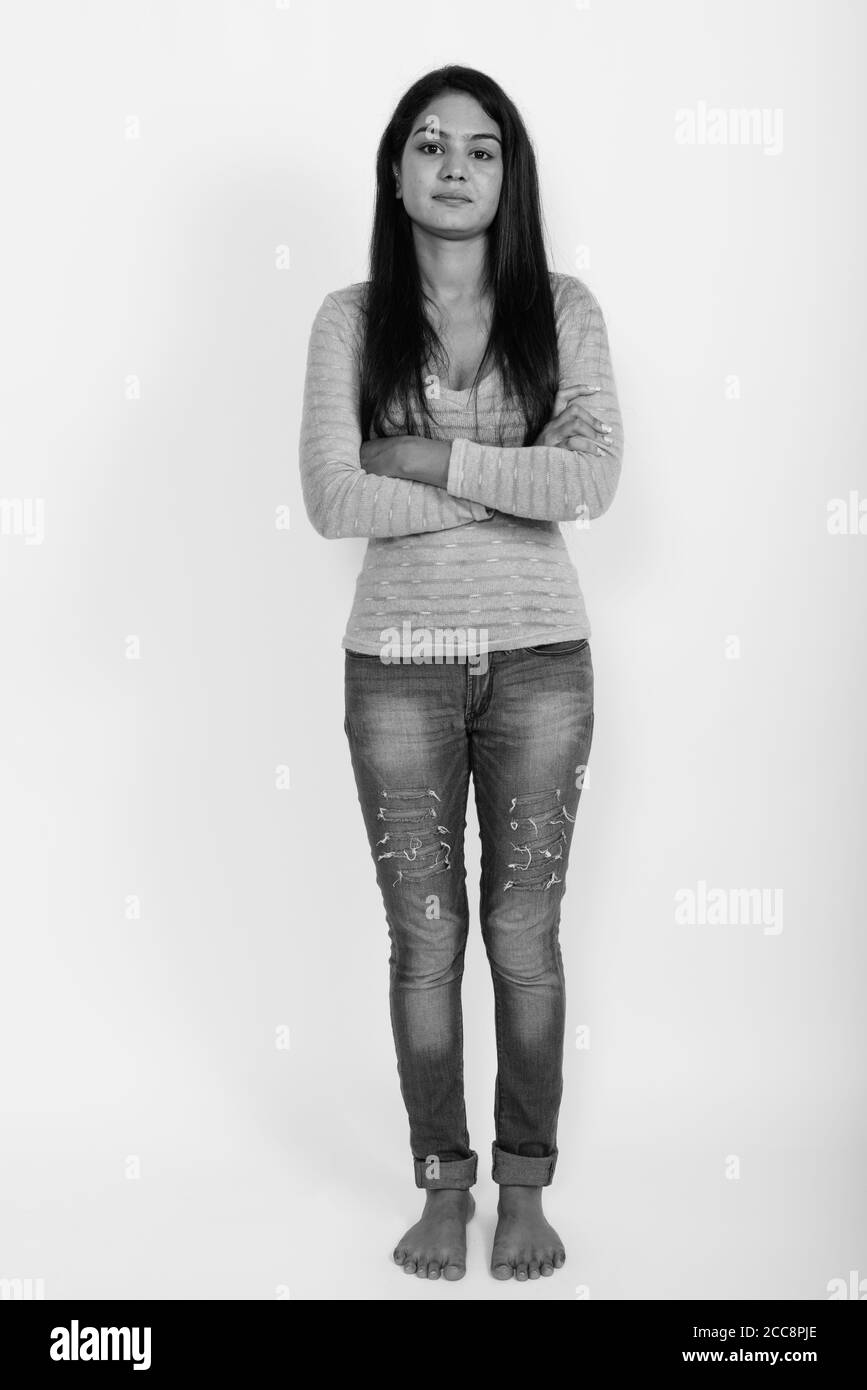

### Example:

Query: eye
xmin=420 ymin=143 xmax=443 ymax=154
xmin=470 ymin=149 xmax=494 ymax=160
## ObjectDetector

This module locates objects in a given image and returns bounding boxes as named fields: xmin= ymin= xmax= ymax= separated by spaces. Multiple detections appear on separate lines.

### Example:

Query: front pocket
xmin=524 ymin=638 xmax=589 ymax=655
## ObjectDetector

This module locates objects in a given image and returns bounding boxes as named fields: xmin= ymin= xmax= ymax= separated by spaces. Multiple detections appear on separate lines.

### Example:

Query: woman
xmin=299 ymin=65 xmax=623 ymax=1283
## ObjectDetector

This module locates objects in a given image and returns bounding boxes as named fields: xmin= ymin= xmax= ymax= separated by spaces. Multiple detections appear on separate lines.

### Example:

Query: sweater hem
xmin=341 ymin=627 xmax=591 ymax=656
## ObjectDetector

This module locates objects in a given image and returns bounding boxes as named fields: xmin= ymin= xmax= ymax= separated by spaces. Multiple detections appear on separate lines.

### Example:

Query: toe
xmin=540 ymin=1262 xmax=554 ymax=1276
xmin=415 ymin=1261 xmax=429 ymax=1278
xmin=528 ymin=1260 xmax=541 ymax=1279
xmin=553 ymin=1249 xmax=566 ymax=1268
xmin=403 ymin=1259 xmax=417 ymax=1275
xmin=393 ymin=1247 xmax=407 ymax=1265
xmin=516 ymin=1261 xmax=528 ymax=1281
xmin=443 ymin=1262 xmax=466 ymax=1281
xmin=427 ymin=1262 xmax=441 ymax=1279
xmin=491 ymin=1260 xmax=513 ymax=1280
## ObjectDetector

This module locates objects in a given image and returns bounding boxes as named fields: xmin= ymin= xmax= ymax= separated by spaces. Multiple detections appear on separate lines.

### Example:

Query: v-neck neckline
xmin=432 ymin=365 xmax=499 ymax=400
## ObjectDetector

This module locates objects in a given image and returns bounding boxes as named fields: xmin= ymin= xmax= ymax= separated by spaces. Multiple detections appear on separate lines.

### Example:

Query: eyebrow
xmin=412 ymin=126 xmax=501 ymax=144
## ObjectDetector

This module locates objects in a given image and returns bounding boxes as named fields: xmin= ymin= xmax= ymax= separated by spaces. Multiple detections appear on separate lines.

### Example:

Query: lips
xmin=433 ymin=194 xmax=471 ymax=202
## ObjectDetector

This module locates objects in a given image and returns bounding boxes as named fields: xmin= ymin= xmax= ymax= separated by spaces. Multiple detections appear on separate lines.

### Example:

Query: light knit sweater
xmin=299 ymin=271 xmax=623 ymax=654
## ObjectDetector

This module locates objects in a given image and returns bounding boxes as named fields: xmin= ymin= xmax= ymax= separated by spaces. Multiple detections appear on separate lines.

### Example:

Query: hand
xmin=359 ymin=435 xmax=406 ymax=478
xmin=533 ymin=385 xmax=615 ymax=455
xmin=360 ymin=435 xmax=451 ymax=486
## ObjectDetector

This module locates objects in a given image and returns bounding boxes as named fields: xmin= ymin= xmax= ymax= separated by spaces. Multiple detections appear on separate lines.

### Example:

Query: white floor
xmin=2 ymin=1078 xmax=863 ymax=1301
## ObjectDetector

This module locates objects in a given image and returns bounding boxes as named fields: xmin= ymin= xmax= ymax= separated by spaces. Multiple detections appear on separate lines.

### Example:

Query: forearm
xmin=445 ymin=432 xmax=621 ymax=523
xmin=390 ymin=438 xmax=452 ymax=490
xmin=304 ymin=466 xmax=490 ymax=539
xmin=299 ymin=293 xmax=490 ymax=539
xmin=388 ymin=428 xmax=622 ymax=526
xmin=443 ymin=287 xmax=624 ymax=523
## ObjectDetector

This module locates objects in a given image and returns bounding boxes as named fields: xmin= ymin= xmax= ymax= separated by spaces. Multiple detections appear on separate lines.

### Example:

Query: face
xmin=393 ymin=91 xmax=503 ymax=241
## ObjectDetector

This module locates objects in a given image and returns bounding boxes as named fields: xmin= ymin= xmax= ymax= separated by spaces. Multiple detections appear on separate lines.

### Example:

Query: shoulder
xmin=308 ymin=278 xmax=369 ymax=358
xmin=547 ymin=270 xmax=602 ymax=325
xmin=315 ymin=281 xmax=368 ymax=329
xmin=322 ymin=280 xmax=368 ymax=314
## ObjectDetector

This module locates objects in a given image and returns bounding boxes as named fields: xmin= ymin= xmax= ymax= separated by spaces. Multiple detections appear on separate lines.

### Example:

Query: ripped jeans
xmin=343 ymin=638 xmax=595 ymax=1191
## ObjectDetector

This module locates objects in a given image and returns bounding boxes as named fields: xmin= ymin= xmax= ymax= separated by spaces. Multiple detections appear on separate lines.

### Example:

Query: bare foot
xmin=491 ymin=1186 xmax=565 ymax=1280
xmin=393 ymin=1189 xmax=475 ymax=1280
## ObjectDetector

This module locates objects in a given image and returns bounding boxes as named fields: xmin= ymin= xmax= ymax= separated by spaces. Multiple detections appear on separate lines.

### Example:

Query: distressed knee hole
xmin=503 ymin=787 xmax=576 ymax=893
xmin=375 ymin=786 xmax=452 ymax=887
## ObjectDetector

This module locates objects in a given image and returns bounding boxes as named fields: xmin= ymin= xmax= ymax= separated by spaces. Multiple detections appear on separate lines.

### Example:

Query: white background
xmin=1 ymin=0 xmax=865 ymax=1300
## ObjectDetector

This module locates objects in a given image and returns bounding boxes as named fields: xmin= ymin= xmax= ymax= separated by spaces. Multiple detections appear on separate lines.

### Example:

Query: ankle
xmin=497 ymin=1184 xmax=544 ymax=1211
xmin=424 ymin=1187 xmax=472 ymax=1206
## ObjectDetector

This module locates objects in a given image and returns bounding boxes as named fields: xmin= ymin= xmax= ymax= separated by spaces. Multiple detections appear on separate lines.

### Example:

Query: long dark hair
xmin=359 ymin=65 xmax=558 ymax=445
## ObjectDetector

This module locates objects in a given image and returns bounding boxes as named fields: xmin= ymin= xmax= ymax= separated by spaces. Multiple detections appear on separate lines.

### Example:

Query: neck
xmin=411 ymin=227 xmax=489 ymax=306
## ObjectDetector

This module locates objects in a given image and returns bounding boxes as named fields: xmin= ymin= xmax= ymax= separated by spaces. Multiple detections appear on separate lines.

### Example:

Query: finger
xmin=565 ymin=433 xmax=617 ymax=456
xmin=553 ymin=389 xmax=594 ymax=417
xmin=554 ymin=383 xmax=601 ymax=410
xmin=556 ymin=417 xmax=600 ymax=445
xmin=557 ymin=402 xmax=610 ymax=433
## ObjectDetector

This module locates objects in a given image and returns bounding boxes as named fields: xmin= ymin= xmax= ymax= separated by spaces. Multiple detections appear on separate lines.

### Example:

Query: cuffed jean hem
xmin=413 ymin=1151 xmax=478 ymax=1190
xmin=491 ymin=1143 xmax=558 ymax=1186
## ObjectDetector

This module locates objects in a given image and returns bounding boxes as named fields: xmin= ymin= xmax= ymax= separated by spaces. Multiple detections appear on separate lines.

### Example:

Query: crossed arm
xmin=299 ymin=278 xmax=623 ymax=538
xmin=299 ymin=293 xmax=492 ymax=539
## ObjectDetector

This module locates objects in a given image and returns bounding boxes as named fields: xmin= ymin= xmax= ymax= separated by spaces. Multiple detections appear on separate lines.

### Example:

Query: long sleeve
xmin=445 ymin=278 xmax=624 ymax=523
xmin=299 ymin=291 xmax=493 ymax=540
